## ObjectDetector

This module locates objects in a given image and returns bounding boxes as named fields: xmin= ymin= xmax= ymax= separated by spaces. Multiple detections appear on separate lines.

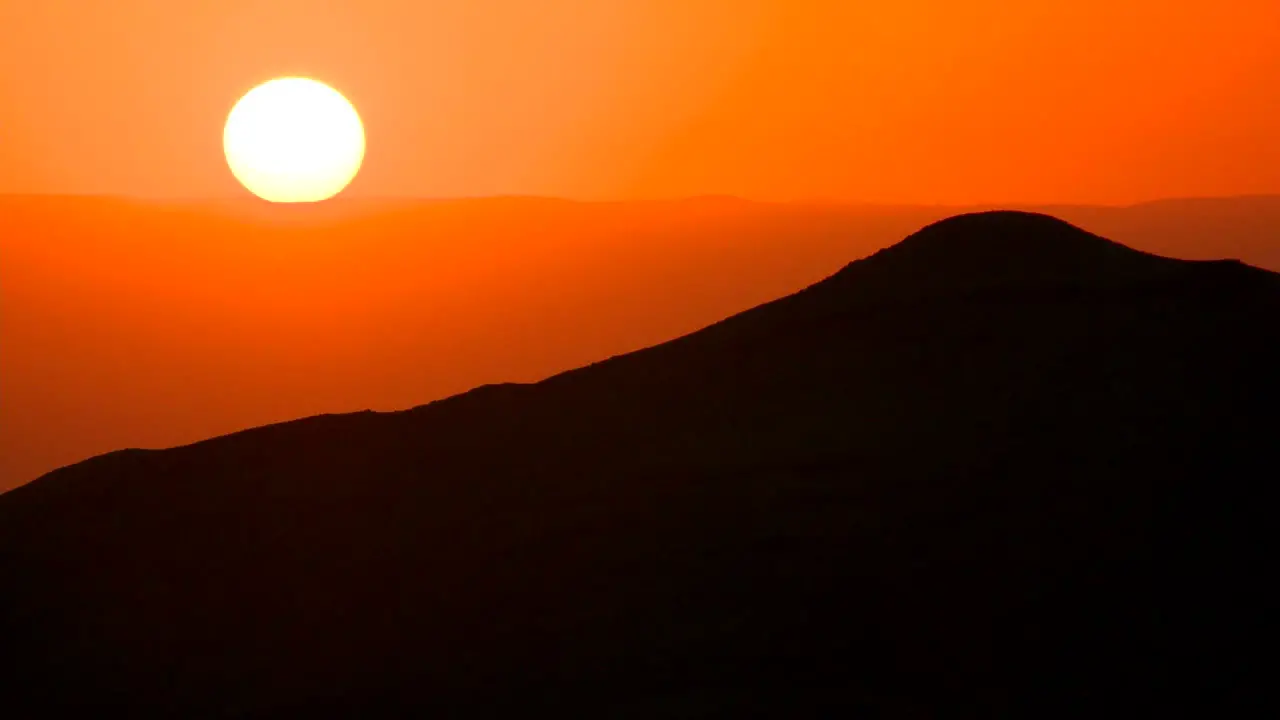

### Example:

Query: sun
xmin=223 ymin=77 xmax=365 ymax=203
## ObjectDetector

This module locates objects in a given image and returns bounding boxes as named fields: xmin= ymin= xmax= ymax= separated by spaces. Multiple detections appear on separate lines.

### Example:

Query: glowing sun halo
xmin=224 ymin=77 xmax=365 ymax=203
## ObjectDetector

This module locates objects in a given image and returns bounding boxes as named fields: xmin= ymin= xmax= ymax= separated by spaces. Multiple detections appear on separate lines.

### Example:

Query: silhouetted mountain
xmin=1 ymin=211 xmax=1275 ymax=717
xmin=5 ymin=194 xmax=1280 ymax=492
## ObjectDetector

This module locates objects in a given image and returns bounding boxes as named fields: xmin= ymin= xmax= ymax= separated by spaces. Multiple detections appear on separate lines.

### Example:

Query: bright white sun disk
xmin=223 ymin=77 xmax=365 ymax=203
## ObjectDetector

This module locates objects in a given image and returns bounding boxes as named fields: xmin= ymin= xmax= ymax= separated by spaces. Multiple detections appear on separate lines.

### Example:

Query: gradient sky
xmin=1 ymin=0 xmax=1278 ymax=204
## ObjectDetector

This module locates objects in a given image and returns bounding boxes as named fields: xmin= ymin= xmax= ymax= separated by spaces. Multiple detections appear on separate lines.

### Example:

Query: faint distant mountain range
xmin=1036 ymin=194 xmax=1280 ymax=270
xmin=1 ymin=194 xmax=1278 ymax=491
xmin=1 ymin=211 xmax=1274 ymax=716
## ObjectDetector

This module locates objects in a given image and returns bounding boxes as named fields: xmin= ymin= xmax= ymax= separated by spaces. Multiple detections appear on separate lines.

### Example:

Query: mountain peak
xmin=822 ymin=210 xmax=1174 ymax=297
xmin=890 ymin=210 xmax=1132 ymax=258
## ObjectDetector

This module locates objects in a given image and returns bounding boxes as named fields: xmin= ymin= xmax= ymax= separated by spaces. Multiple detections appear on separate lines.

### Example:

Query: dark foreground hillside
xmin=1 ymin=212 xmax=1275 ymax=717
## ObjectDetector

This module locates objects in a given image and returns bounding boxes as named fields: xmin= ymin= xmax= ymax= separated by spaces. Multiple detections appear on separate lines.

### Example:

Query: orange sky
xmin=1 ymin=0 xmax=1278 ymax=205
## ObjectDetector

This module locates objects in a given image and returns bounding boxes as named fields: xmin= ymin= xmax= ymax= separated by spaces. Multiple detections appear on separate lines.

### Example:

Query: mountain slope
xmin=6 ymin=194 xmax=1280 ymax=493
xmin=1 ymin=211 xmax=1276 ymax=717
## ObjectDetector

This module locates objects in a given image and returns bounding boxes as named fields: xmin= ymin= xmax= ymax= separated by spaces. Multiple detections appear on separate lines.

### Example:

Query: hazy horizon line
xmin=4 ymin=192 xmax=1280 ymax=211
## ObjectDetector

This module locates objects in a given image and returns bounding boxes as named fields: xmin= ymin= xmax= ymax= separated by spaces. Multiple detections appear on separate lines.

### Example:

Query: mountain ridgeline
xmin=1 ymin=211 xmax=1274 ymax=716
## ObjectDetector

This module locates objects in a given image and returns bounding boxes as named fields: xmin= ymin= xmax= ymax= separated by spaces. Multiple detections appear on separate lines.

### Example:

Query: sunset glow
xmin=0 ymin=2 xmax=1275 ymax=714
